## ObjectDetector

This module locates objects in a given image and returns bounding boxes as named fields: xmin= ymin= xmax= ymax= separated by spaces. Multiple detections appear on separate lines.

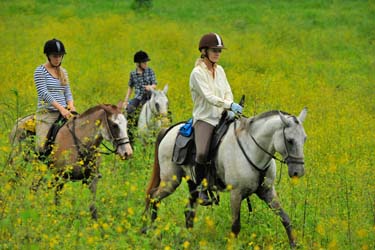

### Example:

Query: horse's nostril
xmin=294 ymin=172 xmax=298 ymax=176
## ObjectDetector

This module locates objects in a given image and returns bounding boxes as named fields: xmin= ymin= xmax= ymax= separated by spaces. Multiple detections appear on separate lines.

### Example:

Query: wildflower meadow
xmin=0 ymin=1 xmax=374 ymax=249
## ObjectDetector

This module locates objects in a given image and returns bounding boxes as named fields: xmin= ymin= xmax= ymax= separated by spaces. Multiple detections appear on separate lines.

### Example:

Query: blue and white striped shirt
xmin=34 ymin=65 xmax=73 ymax=111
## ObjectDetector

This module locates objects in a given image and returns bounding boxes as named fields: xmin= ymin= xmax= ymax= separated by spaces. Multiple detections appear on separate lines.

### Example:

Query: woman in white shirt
xmin=189 ymin=33 xmax=242 ymax=205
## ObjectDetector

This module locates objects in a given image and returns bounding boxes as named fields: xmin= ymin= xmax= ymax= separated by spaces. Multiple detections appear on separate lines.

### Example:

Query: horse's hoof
xmin=141 ymin=226 xmax=148 ymax=234
xmin=290 ymin=241 xmax=298 ymax=249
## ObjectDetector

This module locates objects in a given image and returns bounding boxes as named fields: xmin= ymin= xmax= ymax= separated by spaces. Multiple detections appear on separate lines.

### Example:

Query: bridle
xmin=234 ymin=118 xmax=304 ymax=173
xmin=100 ymin=111 xmax=130 ymax=154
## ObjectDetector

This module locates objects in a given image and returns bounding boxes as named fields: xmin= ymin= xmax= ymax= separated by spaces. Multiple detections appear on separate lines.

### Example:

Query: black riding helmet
xmin=44 ymin=38 xmax=66 ymax=55
xmin=134 ymin=50 xmax=150 ymax=63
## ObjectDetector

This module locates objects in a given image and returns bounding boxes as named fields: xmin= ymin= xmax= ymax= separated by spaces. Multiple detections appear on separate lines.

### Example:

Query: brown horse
xmin=9 ymin=103 xmax=133 ymax=219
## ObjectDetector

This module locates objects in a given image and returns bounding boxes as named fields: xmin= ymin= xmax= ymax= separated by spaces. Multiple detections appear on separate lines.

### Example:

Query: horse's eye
xmin=287 ymin=138 xmax=293 ymax=145
xmin=155 ymin=103 xmax=160 ymax=111
xmin=112 ymin=124 xmax=119 ymax=130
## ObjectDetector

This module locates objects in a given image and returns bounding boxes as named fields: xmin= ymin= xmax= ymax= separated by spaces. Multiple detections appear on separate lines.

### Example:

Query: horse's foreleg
xmin=54 ymin=183 xmax=64 ymax=206
xmin=185 ymin=180 xmax=199 ymax=228
xmin=257 ymin=187 xmax=296 ymax=248
xmin=230 ymin=190 xmax=243 ymax=236
xmin=88 ymin=174 xmax=100 ymax=220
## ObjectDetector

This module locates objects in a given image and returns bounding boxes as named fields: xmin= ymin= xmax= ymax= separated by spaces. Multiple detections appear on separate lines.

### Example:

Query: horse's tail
xmin=144 ymin=127 xmax=168 ymax=213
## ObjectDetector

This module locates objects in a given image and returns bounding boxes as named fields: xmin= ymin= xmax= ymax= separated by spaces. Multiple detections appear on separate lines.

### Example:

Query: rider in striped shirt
xmin=34 ymin=38 xmax=76 ymax=153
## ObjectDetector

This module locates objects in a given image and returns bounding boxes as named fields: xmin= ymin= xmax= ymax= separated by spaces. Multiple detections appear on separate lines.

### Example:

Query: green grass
xmin=1 ymin=0 xmax=375 ymax=249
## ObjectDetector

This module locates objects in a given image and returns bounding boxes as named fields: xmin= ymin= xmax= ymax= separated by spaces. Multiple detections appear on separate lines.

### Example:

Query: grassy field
xmin=1 ymin=0 xmax=375 ymax=249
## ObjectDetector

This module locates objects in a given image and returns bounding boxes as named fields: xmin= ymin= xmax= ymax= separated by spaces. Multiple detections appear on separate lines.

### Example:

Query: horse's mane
xmin=250 ymin=110 xmax=291 ymax=123
xmin=79 ymin=104 xmax=121 ymax=118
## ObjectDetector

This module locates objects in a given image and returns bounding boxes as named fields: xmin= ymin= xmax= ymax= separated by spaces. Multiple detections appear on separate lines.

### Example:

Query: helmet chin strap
xmin=203 ymin=49 xmax=216 ymax=67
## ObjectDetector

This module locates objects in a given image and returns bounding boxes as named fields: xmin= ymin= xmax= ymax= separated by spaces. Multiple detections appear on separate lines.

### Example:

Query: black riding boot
xmin=195 ymin=163 xmax=212 ymax=206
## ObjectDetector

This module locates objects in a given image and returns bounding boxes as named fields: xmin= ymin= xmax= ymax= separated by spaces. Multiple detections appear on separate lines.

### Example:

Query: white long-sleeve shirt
xmin=189 ymin=59 xmax=233 ymax=126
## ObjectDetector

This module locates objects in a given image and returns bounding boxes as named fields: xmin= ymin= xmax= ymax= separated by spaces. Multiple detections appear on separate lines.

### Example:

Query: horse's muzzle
xmin=287 ymin=163 xmax=305 ymax=178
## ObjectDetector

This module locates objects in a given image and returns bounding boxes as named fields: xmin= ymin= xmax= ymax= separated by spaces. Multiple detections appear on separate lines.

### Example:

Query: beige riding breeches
xmin=35 ymin=111 xmax=60 ymax=153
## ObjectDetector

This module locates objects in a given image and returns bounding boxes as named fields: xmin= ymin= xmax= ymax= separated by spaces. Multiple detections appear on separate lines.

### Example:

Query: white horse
xmin=143 ymin=108 xmax=308 ymax=248
xmin=137 ymin=85 xmax=170 ymax=144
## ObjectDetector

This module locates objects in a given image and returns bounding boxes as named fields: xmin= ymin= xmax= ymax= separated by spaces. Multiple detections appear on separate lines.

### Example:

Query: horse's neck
xmin=228 ymin=116 xmax=282 ymax=166
xmin=139 ymin=100 xmax=154 ymax=126
xmin=252 ymin=116 xmax=283 ymax=151
xmin=69 ymin=113 xmax=104 ymax=146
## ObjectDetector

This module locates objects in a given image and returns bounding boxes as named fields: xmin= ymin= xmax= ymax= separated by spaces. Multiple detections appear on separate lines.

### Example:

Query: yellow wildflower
xmin=183 ymin=241 xmax=190 ymax=249
xmin=127 ymin=207 xmax=134 ymax=216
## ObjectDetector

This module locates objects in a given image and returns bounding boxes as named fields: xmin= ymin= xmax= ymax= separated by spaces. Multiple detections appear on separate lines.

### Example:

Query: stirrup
xmin=198 ymin=188 xmax=212 ymax=206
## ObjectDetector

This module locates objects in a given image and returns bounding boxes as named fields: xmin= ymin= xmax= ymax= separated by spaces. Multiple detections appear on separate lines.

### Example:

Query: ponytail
xmin=57 ymin=67 xmax=68 ymax=85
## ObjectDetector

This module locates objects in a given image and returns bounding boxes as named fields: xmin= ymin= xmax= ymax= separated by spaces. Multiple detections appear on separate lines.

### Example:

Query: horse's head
xmin=150 ymin=85 xmax=169 ymax=127
xmin=275 ymin=108 xmax=307 ymax=178
xmin=100 ymin=104 xmax=133 ymax=159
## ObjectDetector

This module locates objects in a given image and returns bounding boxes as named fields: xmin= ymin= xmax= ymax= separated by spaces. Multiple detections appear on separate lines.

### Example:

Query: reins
xmin=234 ymin=121 xmax=272 ymax=173
xmin=249 ymin=132 xmax=286 ymax=164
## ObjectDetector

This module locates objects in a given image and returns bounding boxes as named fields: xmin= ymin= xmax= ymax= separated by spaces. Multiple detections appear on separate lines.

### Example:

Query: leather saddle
xmin=172 ymin=111 xmax=234 ymax=168
xmin=38 ymin=113 xmax=73 ymax=161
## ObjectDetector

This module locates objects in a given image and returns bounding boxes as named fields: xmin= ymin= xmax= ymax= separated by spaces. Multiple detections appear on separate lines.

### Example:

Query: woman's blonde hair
xmin=57 ymin=66 xmax=68 ymax=85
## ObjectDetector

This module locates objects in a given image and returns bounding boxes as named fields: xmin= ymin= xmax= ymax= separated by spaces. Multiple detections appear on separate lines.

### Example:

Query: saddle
xmin=39 ymin=113 xmax=73 ymax=161
xmin=172 ymin=111 xmax=235 ymax=184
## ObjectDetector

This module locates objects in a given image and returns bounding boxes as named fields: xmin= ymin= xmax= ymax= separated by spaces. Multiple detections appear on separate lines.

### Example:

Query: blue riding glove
xmin=230 ymin=102 xmax=243 ymax=114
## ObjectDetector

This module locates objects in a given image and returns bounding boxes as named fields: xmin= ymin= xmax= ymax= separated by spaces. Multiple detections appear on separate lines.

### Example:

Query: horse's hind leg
xmin=185 ymin=179 xmax=199 ymax=228
xmin=150 ymin=183 xmax=178 ymax=221
xmin=257 ymin=186 xmax=296 ymax=248
xmin=142 ymin=179 xmax=180 ymax=233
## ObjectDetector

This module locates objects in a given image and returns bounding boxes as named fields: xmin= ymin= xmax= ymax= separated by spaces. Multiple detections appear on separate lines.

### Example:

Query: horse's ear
xmin=279 ymin=111 xmax=291 ymax=127
xmin=163 ymin=84 xmax=168 ymax=94
xmin=298 ymin=107 xmax=308 ymax=123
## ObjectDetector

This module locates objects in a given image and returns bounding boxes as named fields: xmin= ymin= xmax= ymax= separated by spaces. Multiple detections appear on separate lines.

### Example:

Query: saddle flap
xmin=172 ymin=133 xmax=194 ymax=165
xmin=175 ymin=133 xmax=193 ymax=148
